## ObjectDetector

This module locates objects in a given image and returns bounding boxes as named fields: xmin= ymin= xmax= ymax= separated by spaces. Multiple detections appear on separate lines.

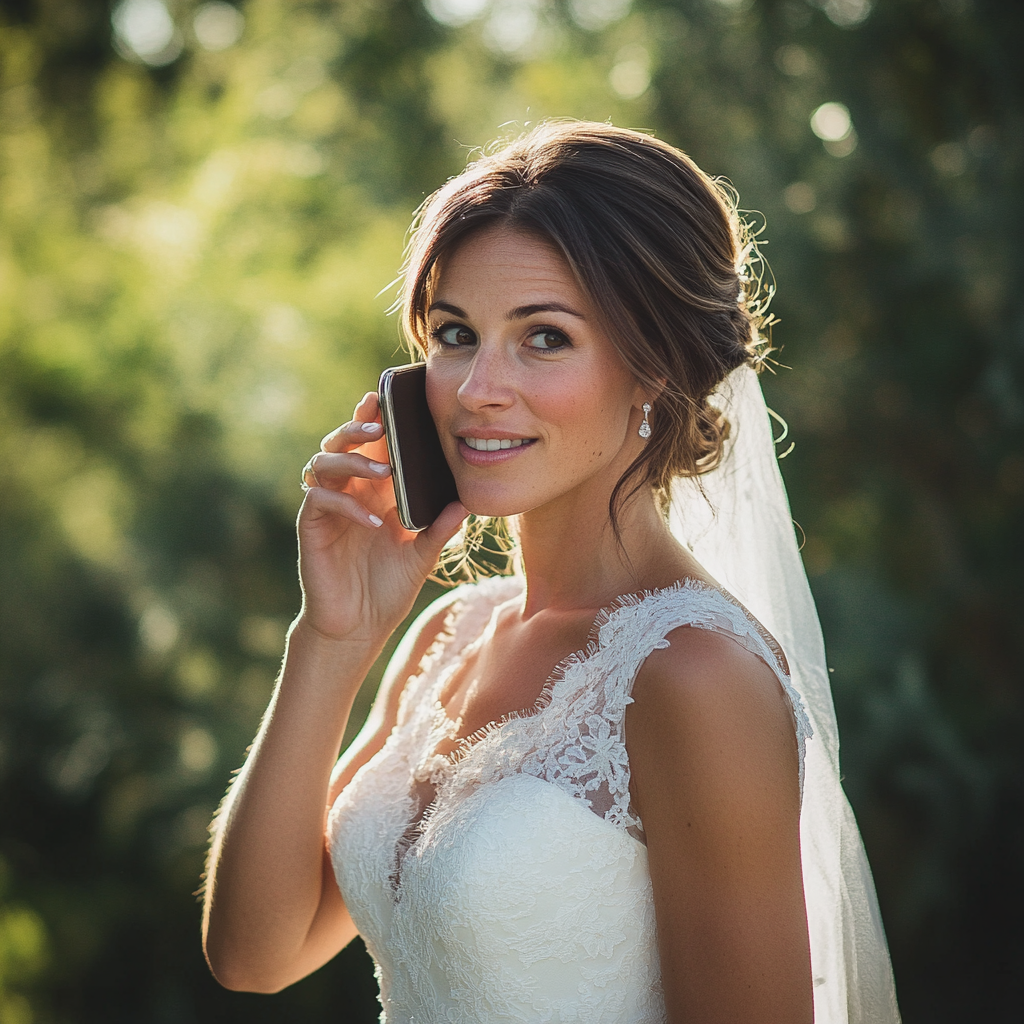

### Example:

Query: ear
xmin=633 ymin=377 xmax=667 ymax=409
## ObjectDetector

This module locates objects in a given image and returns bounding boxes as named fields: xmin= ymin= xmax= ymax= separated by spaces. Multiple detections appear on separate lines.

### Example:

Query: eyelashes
xmin=524 ymin=328 xmax=571 ymax=351
xmin=428 ymin=321 xmax=572 ymax=352
xmin=429 ymin=323 xmax=476 ymax=348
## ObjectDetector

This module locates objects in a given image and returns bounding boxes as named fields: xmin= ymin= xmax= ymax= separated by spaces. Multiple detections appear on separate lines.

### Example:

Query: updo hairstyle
xmin=400 ymin=120 xmax=767 ymax=529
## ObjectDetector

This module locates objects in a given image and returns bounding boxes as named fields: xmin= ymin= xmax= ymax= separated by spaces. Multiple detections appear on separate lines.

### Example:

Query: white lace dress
xmin=327 ymin=574 xmax=810 ymax=1024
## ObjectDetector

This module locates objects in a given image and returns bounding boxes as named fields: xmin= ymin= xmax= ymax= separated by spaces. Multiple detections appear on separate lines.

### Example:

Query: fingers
xmin=300 ymin=484 xmax=384 ymax=530
xmin=305 ymin=450 xmax=391 ymax=490
xmin=321 ymin=393 xmax=382 ymax=453
xmin=320 ymin=419 xmax=383 ymax=453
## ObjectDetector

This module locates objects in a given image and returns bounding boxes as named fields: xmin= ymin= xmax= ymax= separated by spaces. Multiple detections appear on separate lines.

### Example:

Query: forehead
xmin=432 ymin=225 xmax=587 ymax=304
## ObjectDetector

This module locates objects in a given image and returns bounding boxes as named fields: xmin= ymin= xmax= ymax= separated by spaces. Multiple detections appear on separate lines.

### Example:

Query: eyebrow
xmin=508 ymin=302 xmax=586 ymax=321
xmin=427 ymin=300 xmax=587 ymax=321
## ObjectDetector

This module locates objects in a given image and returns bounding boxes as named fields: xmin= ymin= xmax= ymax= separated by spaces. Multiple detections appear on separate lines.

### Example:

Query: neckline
xmin=395 ymin=574 xmax=785 ymax=889
xmin=429 ymin=575 xmax=733 ymax=769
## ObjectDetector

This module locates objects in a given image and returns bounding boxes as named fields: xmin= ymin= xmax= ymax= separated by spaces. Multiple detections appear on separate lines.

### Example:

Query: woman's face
xmin=424 ymin=225 xmax=647 ymax=521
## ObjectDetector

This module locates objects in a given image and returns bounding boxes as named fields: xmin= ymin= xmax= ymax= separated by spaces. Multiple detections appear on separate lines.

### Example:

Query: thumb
xmin=415 ymin=501 xmax=469 ymax=564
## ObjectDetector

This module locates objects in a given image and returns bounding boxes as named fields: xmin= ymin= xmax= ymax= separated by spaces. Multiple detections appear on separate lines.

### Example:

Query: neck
xmin=511 ymin=483 xmax=684 ymax=618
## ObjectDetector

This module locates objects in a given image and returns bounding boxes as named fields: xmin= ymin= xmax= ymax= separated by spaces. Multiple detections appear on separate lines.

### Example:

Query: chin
xmin=459 ymin=499 xmax=526 ymax=519
xmin=455 ymin=484 xmax=535 ymax=519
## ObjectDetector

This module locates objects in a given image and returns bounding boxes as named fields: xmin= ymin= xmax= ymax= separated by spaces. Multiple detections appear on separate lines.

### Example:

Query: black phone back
xmin=378 ymin=363 xmax=459 ymax=531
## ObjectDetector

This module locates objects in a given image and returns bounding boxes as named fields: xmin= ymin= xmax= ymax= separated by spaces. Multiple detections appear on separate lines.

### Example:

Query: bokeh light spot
xmin=824 ymin=130 xmax=858 ymax=157
xmin=609 ymin=45 xmax=650 ymax=100
xmin=424 ymin=0 xmax=490 ymax=27
xmin=810 ymin=101 xmax=852 ymax=142
xmin=931 ymin=142 xmax=967 ymax=176
xmin=569 ymin=0 xmax=631 ymax=32
xmin=783 ymin=182 xmax=817 ymax=214
xmin=179 ymin=727 xmax=217 ymax=775
xmin=261 ymin=305 xmax=309 ymax=348
xmin=140 ymin=605 xmax=180 ymax=655
xmin=817 ymin=0 xmax=872 ymax=28
xmin=483 ymin=0 xmax=540 ymax=54
xmin=112 ymin=0 xmax=182 ymax=66
xmin=240 ymin=616 xmax=288 ymax=657
xmin=193 ymin=2 xmax=245 ymax=51
xmin=775 ymin=43 xmax=813 ymax=76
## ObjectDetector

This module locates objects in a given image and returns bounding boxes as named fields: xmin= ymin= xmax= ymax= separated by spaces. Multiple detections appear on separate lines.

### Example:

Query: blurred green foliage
xmin=0 ymin=0 xmax=1020 ymax=1021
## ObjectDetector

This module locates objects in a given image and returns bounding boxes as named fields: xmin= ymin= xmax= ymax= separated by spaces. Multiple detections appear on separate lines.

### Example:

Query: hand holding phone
xmin=295 ymin=383 xmax=465 ymax=644
xmin=378 ymin=363 xmax=460 ymax=531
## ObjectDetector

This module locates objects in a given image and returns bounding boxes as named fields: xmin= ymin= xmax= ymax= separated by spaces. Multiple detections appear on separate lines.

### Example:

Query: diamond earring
xmin=638 ymin=402 xmax=652 ymax=439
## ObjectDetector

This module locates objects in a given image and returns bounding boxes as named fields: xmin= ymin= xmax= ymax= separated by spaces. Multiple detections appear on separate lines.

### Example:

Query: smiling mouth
xmin=462 ymin=437 xmax=535 ymax=451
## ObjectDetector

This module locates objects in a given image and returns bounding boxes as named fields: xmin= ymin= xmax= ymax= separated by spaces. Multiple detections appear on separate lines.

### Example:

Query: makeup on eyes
xmin=524 ymin=327 xmax=570 ymax=351
xmin=429 ymin=322 xmax=477 ymax=348
xmin=428 ymin=321 xmax=573 ymax=353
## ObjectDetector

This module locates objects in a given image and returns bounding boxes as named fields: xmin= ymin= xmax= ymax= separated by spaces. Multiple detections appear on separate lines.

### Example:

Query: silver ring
xmin=301 ymin=457 xmax=320 ymax=492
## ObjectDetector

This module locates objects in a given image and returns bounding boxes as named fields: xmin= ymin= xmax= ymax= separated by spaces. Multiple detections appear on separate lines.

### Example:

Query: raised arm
xmin=627 ymin=625 xmax=813 ymax=1024
xmin=202 ymin=392 xmax=466 ymax=993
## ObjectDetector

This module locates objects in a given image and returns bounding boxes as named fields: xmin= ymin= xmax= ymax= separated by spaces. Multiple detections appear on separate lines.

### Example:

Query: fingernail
xmin=362 ymin=422 xmax=381 ymax=433
xmin=369 ymin=462 xmax=391 ymax=476
xmin=368 ymin=514 xmax=383 ymax=527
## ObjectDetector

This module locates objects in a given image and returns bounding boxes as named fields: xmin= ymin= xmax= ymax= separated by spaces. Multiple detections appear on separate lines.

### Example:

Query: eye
xmin=525 ymin=328 xmax=570 ymax=351
xmin=430 ymin=323 xmax=477 ymax=348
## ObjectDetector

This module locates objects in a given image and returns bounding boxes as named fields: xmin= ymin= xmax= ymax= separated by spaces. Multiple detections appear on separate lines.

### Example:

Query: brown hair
xmin=400 ymin=120 xmax=770 ymax=544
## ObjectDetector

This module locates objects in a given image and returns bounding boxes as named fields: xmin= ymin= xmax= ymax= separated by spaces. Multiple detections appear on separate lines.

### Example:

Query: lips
xmin=456 ymin=435 xmax=537 ymax=465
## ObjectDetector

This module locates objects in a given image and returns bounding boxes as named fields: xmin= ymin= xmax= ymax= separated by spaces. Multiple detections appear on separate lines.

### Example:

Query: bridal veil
xmin=668 ymin=365 xmax=901 ymax=1024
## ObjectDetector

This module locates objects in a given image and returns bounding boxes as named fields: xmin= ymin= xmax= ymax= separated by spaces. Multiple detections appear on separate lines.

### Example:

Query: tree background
xmin=0 ymin=0 xmax=1020 ymax=1021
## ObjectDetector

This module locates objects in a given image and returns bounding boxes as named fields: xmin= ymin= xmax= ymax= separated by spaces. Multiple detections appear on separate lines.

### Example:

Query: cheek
xmin=554 ymin=371 xmax=632 ymax=434
xmin=542 ymin=392 xmax=629 ymax=468
xmin=522 ymin=381 xmax=567 ymax=425
xmin=425 ymin=364 xmax=455 ymax=427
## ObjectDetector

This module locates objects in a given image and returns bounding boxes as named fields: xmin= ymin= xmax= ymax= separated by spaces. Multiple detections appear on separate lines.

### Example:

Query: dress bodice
xmin=327 ymin=575 xmax=810 ymax=1024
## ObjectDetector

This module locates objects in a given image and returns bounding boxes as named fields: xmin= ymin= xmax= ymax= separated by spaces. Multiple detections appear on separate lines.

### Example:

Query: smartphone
xmin=378 ymin=362 xmax=460 ymax=531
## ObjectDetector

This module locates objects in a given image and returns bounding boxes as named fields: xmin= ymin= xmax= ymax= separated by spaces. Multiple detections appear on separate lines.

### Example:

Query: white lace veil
xmin=668 ymin=365 xmax=901 ymax=1024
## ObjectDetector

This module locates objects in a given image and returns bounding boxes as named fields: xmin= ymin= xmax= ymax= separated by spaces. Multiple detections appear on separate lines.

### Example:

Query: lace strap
xmin=395 ymin=576 xmax=521 ymax=728
xmin=594 ymin=581 xmax=813 ymax=794
xmin=397 ymin=576 xmax=812 ymax=844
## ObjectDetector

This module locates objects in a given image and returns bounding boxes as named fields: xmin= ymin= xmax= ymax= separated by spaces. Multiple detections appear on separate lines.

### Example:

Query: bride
xmin=201 ymin=121 xmax=901 ymax=1023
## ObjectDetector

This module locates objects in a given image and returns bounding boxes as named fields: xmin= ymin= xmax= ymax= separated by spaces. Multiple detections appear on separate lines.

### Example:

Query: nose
xmin=456 ymin=343 xmax=515 ymax=413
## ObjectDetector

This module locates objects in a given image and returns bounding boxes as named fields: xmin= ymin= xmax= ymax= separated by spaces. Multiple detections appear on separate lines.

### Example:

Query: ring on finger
xmin=301 ymin=457 xmax=321 ymax=491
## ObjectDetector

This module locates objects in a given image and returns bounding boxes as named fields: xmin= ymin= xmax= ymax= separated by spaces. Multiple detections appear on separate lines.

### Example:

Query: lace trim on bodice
xmin=391 ymin=574 xmax=812 ymax=873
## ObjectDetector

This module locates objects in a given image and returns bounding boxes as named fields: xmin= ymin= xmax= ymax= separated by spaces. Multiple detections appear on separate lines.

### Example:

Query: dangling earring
xmin=638 ymin=402 xmax=652 ymax=439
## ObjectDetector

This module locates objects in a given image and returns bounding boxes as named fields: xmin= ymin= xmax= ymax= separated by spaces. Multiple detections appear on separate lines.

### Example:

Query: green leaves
xmin=0 ymin=0 xmax=1020 ymax=1019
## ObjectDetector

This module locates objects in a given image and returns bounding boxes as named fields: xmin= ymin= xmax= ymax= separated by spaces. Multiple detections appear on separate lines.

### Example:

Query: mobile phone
xmin=378 ymin=362 xmax=460 ymax=531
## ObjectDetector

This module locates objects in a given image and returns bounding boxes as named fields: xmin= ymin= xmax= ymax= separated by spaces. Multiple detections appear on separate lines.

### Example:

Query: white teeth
xmin=464 ymin=437 xmax=527 ymax=451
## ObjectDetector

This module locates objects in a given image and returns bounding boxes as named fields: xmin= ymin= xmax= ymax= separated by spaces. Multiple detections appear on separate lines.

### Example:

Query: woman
xmin=202 ymin=121 xmax=900 ymax=1023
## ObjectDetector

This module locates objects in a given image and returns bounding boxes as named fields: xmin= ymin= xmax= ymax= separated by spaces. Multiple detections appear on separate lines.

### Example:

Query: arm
xmin=202 ymin=595 xmax=456 ymax=993
xmin=202 ymin=624 xmax=380 ymax=993
xmin=627 ymin=626 xmax=813 ymax=1024
xmin=202 ymin=392 xmax=466 ymax=993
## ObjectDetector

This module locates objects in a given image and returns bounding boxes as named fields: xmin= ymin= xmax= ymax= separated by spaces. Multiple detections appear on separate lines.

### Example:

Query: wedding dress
xmin=328 ymin=573 xmax=809 ymax=1023
xmin=327 ymin=366 xmax=900 ymax=1024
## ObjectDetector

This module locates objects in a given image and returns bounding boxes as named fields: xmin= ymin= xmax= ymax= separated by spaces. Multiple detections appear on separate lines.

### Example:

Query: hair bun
xmin=722 ymin=303 xmax=756 ymax=370
xmin=694 ymin=399 xmax=731 ymax=473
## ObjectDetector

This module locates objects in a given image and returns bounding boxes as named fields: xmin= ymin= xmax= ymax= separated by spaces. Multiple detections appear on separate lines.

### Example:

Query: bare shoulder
xmin=633 ymin=623 xmax=795 ymax=728
xmin=626 ymin=626 xmax=812 ymax=1021
xmin=627 ymin=624 xmax=801 ymax=827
